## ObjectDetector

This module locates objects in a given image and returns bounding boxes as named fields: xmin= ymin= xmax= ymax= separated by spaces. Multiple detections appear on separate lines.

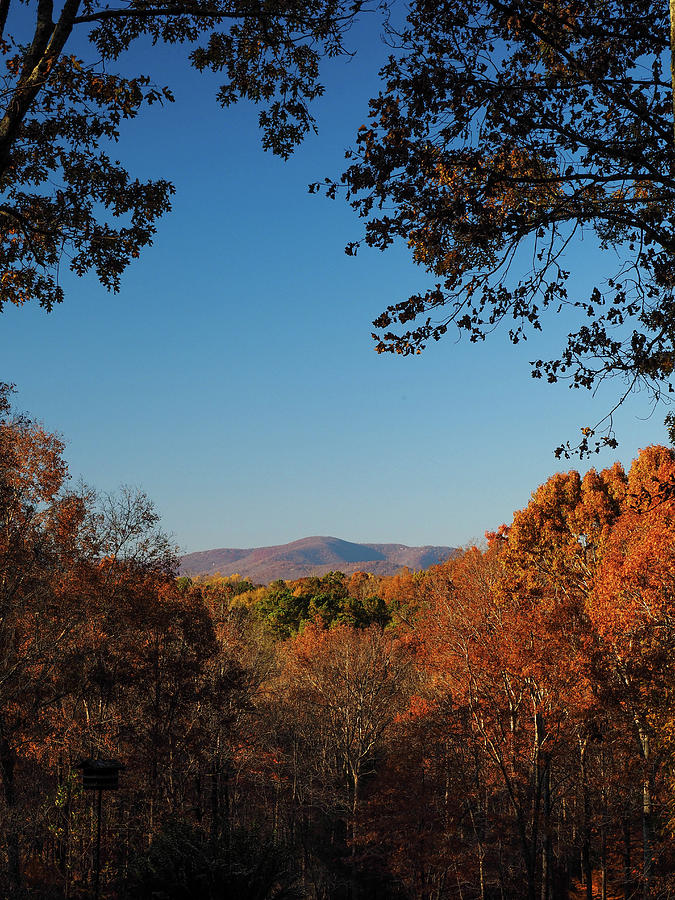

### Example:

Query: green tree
xmin=0 ymin=0 xmax=370 ymax=312
xmin=256 ymin=571 xmax=392 ymax=636
xmin=256 ymin=579 xmax=304 ymax=637
xmin=325 ymin=0 xmax=675 ymax=454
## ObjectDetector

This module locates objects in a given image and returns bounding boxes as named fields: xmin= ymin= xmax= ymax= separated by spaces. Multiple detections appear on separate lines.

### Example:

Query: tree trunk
xmin=541 ymin=752 xmax=552 ymax=900
xmin=623 ymin=816 xmax=632 ymax=900
xmin=478 ymin=843 xmax=486 ymax=900
xmin=579 ymin=739 xmax=592 ymax=900
xmin=210 ymin=765 xmax=220 ymax=840
xmin=351 ymin=770 xmax=360 ymax=900
xmin=600 ymin=751 xmax=607 ymax=900
xmin=638 ymin=728 xmax=652 ymax=900
xmin=0 ymin=730 xmax=21 ymax=892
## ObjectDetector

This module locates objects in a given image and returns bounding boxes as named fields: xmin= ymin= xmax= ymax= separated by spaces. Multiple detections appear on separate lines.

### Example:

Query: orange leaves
xmin=589 ymin=447 xmax=675 ymax=647
xmin=281 ymin=622 xmax=414 ymax=771
xmin=498 ymin=461 xmax=627 ymax=621
xmin=396 ymin=693 xmax=435 ymax=723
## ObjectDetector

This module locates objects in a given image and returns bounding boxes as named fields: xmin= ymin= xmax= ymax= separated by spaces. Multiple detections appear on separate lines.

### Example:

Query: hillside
xmin=180 ymin=535 xmax=455 ymax=583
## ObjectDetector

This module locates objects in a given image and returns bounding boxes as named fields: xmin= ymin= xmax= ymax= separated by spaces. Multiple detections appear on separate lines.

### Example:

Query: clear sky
xmin=0 ymin=10 xmax=669 ymax=555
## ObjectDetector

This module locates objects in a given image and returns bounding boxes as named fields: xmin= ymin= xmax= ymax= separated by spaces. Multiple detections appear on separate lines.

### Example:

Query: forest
xmin=2 ymin=382 xmax=675 ymax=900
xmin=3 ymin=0 xmax=675 ymax=897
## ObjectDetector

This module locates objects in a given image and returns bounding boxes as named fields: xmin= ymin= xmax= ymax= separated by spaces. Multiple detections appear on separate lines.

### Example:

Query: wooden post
xmin=94 ymin=787 xmax=102 ymax=900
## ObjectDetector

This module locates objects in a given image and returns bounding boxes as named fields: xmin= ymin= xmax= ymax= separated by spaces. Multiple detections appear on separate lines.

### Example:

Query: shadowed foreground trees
xmin=325 ymin=0 xmax=675 ymax=454
xmin=0 ymin=0 xmax=375 ymax=313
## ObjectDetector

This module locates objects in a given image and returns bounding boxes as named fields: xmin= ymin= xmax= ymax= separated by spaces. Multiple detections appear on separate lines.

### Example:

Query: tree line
xmin=4 ymin=384 xmax=675 ymax=898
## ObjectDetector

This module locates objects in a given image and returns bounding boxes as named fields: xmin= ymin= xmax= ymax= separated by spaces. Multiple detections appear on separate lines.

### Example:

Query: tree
xmin=279 ymin=622 xmax=413 ymax=897
xmin=0 ymin=384 xmax=202 ymax=893
xmin=0 ymin=384 xmax=89 ymax=892
xmin=589 ymin=445 xmax=675 ymax=898
xmin=127 ymin=821 xmax=300 ymax=900
xmin=489 ymin=465 xmax=624 ymax=900
xmin=256 ymin=572 xmax=392 ymax=636
xmin=0 ymin=0 xmax=370 ymax=312
xmin=479 ymin=445 xmax=675 ymax=898
xmin=418 ymin=546 xmax=584 ymax=900
xmin=325 ymin=0 xmax=675 ymax=454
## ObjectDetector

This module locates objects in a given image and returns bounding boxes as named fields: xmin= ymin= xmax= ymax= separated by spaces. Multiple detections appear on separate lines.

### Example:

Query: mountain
xmin=180 ymin=536 xmax=456 ymax=583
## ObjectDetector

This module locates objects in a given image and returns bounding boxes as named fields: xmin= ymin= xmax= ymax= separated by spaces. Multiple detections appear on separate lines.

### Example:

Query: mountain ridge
xmin=180 ymin=535 xmax=455 ymax=583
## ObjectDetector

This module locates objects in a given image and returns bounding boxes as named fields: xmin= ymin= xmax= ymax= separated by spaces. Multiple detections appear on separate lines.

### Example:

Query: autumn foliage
xmin=5 ymin=386 xmax=675 ymax=897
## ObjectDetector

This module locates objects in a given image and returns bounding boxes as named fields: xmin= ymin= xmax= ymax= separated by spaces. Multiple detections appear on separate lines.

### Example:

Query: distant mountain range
xmin=180 ymin=536 xmax=456 ymax=583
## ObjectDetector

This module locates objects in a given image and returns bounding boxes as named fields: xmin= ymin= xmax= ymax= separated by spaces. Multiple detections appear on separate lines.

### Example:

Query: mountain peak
xmin=180 ymin=536 xmax=455 ymax=583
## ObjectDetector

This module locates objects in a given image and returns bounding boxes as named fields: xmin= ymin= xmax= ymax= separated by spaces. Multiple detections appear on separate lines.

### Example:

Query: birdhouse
xmin=77 ymin=758 xmax=125 ymax=791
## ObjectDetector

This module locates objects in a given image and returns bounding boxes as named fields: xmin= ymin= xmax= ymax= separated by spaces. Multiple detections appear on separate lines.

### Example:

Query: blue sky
xmin=0 ymin=11 xmax=668 ymax=554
